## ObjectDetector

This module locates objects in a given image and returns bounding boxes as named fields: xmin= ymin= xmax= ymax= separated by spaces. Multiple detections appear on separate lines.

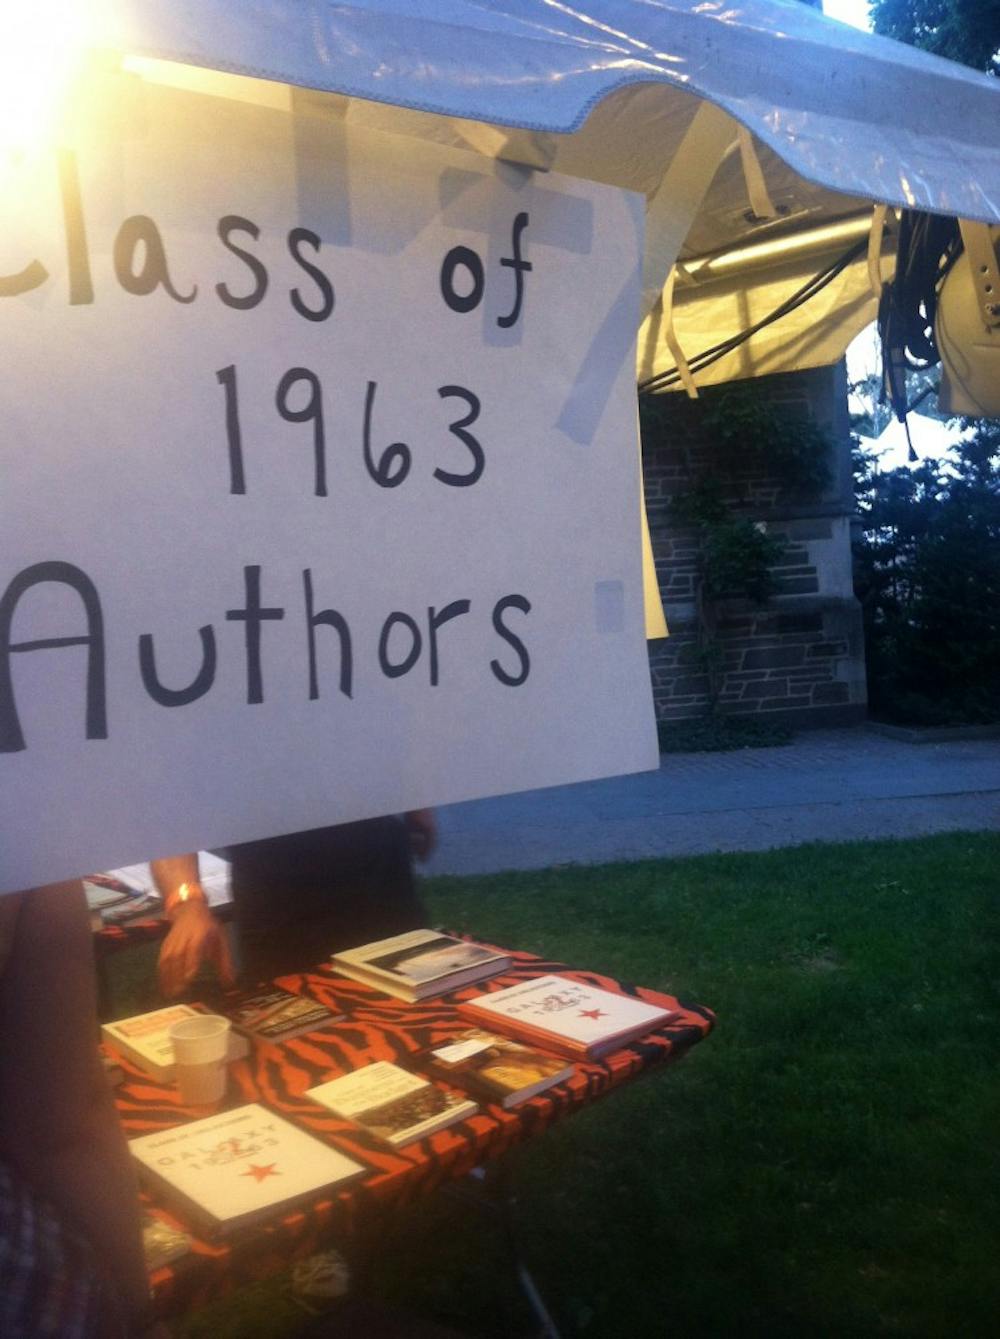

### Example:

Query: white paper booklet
xmin=129 ymin=1104 xmax=364 ymax=1235
xmin=458 ymin=974 xmax=675 ymax=1060
xmin=306 ymin=1061 xmax=478 ymax=1146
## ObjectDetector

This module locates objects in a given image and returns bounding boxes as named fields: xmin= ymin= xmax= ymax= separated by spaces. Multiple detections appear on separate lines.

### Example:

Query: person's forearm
xmin=153 ymin=855 xmax=235 ymax=995
xmin=150 ymin=854 xmax=205 ymax=915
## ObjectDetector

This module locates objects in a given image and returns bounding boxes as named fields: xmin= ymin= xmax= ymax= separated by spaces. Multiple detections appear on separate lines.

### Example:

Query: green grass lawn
xmin=122 ymin=831 xmax=1000 ymax=1339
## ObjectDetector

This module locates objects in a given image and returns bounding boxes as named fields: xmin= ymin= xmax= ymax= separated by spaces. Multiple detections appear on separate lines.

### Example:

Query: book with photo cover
xmin=84 ymin=873 xmax=155 ymax=931
xmin=306 ymin=1061 xmax=478 ymax=1147
xmin=217 ymin=985 xmax=344 ymax=1043
xmin=457 ymin=974 xmax=676 ymax=1061
xmin=102 ymin=1004 xmax=248 ymax=1082
xmin=84 ymin=878 xmax=132 ymax=913
xmin=331 ymin=928 xmax=511 ymax=1001
xmin=129 ymin=1103 xmax=365 ymax=1236
xmin=424 ymin=1028 xmax=574 ymax=1108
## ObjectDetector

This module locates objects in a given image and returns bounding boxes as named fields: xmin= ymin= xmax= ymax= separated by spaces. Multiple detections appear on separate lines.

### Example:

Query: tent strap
xmin=867 ymin=204 xmax=889 ymax=298
xmin=737 ymin=125 xmax=778 ymax=222
xmin=640 ymin=101 xmax=735 ymax=318
xmin=661 ymin=266 xmax=699 ymax=399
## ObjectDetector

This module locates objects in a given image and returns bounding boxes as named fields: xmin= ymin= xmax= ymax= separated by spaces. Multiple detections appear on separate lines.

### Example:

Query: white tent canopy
xmin=97 ymin=0 xmax=1000 ymax=224
xmin=84 ymin=0 xmax=1000 ymax=390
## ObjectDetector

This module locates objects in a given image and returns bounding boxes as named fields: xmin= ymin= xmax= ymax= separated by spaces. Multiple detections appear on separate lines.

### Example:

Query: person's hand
xmin=405 ymin=808 xmax=438 ymax=862
xmin=157 ymin=901 xmax=235 ymax=998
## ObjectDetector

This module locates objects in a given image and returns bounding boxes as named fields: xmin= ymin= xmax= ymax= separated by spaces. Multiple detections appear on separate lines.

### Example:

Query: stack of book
xmin=331 ymin=928 xmax=511 ymax=1002
xmin=101 ymin=1004 xmax=249 ymax=1082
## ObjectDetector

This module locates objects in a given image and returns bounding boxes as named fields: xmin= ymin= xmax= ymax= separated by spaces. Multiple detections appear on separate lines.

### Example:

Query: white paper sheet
xmin=0 ymin=74 xmax=658 ymax=892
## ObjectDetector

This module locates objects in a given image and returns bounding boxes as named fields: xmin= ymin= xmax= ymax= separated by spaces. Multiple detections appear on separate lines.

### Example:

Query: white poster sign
xmin=0 ymin=74 xmax=657 ymax=894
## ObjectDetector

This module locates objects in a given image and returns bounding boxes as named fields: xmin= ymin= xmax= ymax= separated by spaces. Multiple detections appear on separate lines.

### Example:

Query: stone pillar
xmin=643 ymin=364 xmax=867 ymax=728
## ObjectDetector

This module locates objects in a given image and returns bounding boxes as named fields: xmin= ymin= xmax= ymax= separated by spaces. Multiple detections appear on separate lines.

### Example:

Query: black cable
xmin=638 ymin=236 xmax=869 ymax=396
xmin=877 ymin=209 xmax=960 ymax=424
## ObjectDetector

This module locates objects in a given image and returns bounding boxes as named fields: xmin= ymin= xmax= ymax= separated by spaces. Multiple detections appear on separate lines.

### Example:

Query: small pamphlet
xmin=142 ymin=1212 xmax=192 ymax=1271
xmin=331 ymin=928 xmax=511 ymax=1002
xmin=458 ymin=974 xmax=676 ymax=1061
xmin=129 ymin=1103 xmax=365 ymax=1236
xmin=102 ymin=1004 xmax=248 ymax=1082
xmin=218 ymin=985 xmax=344 ymax=1043
xmin=306 ymin=1061 xmax=478 ymax=1146
xmin=425 ymin=1028 xmax=574 ymax=1107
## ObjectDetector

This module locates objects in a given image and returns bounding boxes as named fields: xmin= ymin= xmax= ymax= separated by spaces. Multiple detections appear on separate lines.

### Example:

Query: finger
xmin=211 ymin=929 xmax=237 ymax=985
xmin=179 ymin=942 xmax=197 ymax=990
xmin=159 ymin=952 xmax=180 ymax=999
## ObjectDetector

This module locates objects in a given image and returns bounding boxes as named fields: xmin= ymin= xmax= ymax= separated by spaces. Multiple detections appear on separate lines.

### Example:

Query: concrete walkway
xmin=422 ymin=727 xmax=1000 ymax=876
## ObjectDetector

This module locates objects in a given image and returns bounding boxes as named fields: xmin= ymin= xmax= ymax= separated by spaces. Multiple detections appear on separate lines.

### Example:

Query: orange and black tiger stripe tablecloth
xmin=117 ymin=946 xmax=713 ymax=1317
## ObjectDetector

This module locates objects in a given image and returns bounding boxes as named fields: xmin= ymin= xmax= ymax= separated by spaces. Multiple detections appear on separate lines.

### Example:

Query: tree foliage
xmin=869 ymin=0 xmax=999 ymax=76
xmin=698 ymin=383 xmax=832 ymax=499
xmin=859 ymin=0 xmax=1000 ymax=723
xmin=853 ymin=423 xmax=1000 ymax=724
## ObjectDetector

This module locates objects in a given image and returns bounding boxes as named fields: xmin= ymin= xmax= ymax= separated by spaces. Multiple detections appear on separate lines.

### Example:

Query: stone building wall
xmin=643 ymin=364 xmax=867 ymax=728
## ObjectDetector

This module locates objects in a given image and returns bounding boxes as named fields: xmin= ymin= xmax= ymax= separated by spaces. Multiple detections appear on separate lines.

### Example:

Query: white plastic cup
xmin=169 ymin=1014 xmax=231 ymax=1106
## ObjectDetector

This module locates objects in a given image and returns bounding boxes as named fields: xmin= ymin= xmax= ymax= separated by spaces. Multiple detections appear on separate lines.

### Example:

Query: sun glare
xmin=0 ymin=0 xmax=94 ymax=155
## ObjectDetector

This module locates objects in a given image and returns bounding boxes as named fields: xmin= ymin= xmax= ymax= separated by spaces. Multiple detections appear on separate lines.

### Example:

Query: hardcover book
xmin=102 ymin=1004 xmax=248 ymax=1081
xmin=457 ymin=974 xmax=676 ymax=1061
xmin=218 ymin=985 xmax=344 ymax=1043
xmin=129 ymin=1104 xmax=365 ymax=1236
xmin=425 ymin=1028 xmax=574 ymax=1107
xmin=331 ymin=928 xmax=511 ymax=1001
xmin=306 ymin=1061 xmax=478 ymax=1146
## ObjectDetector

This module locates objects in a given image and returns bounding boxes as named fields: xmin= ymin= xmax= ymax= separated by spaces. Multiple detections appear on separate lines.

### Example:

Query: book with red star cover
xmin=457 ymin=974 xmax=676 ymax=1061
xmin=330 ymin=928 xmax=511 ymax=1002
xmin=101 ymin=1004 xmax=249 ymax=1081
xmin=424 ymin=1028 xmax=575 ymax=1108
xmin=305 ymin=1061 xmax=478 ymax=1146
xmin=128 ymin=1104 xmax=365 ymax=1235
